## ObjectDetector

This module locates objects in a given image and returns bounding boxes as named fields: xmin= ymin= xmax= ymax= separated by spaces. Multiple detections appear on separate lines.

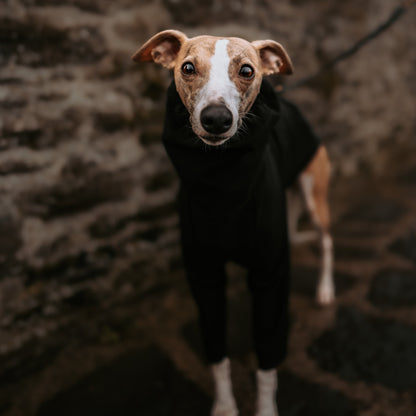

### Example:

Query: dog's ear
xmin=132 ymin=30 xmax=188 ymax=69
xmin=251 ymin=40 xmax=293 ymax=75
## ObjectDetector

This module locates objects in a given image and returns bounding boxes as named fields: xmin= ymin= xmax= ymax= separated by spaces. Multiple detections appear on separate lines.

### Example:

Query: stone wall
xmin=0 ymin=0 xmax=415 ymax=356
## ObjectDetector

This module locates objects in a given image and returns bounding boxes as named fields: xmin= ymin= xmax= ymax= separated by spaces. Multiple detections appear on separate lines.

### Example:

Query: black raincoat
xmin=161 ymin=78 xmax=320 ymax=369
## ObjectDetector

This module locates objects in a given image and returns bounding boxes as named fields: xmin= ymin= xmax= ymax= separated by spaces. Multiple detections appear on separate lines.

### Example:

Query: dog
xmin=133 ymin=30 xmax=334 ymax=416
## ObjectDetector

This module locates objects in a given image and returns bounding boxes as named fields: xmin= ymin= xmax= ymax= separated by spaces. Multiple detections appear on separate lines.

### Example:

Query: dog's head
xmin=133 ymin=30 xmax=293 ymax=146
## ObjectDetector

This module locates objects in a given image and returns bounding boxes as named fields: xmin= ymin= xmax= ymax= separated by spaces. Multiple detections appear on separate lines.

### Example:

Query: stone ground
xmin=1 ymin=163 xmax=416 ymax=416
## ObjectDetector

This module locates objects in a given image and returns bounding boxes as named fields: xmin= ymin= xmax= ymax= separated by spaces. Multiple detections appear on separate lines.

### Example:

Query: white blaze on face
xmin=194 ymin=39 xmax=240 ymax=138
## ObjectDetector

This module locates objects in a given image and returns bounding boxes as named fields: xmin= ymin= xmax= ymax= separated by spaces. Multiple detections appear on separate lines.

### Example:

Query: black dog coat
xmin=162 ymin=79 xmax=320 ymax=369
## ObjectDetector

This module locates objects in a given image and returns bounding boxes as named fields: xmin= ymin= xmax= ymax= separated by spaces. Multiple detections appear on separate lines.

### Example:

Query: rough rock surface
xmin=0 ymin=0 xmax=415 ymax=415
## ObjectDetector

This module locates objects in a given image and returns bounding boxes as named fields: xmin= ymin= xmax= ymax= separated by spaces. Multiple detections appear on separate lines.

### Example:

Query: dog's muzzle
xmin=200 ymin=105 xmax=233 ymax=137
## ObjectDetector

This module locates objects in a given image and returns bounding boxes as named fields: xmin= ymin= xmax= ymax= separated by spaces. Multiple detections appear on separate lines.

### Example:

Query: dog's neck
xmin=161 ymin=79 xmax=282 ymax=207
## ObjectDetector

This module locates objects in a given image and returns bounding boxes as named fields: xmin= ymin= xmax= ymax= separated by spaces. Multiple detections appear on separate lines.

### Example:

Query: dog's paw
xmin=316 ymin=282 xmax=335 ymax=305
xmin=255 ymin=405 xmax=279 ymax=416
xmin=255 ymin=369 xmax=279 ymax=416
xmin=255 ymin=410 xmax=279 ymax=416
xmin=211 ymin=401 xmax=239 ymax=416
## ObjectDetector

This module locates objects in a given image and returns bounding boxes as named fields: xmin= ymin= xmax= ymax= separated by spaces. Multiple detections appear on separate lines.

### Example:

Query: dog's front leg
xmin=211 ymin=358 xmax=239 ymax=416
xmin=182 ymin=250 xmax=237 ymax=415
xmin=255 ymin=369 xmax=279 ymax=416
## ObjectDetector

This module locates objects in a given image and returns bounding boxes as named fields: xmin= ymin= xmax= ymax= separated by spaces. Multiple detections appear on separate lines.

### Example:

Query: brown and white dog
xmin=133 ymin=30 xmax=334 ymax=416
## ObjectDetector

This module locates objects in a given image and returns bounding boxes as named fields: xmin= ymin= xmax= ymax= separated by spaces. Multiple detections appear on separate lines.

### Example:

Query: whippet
xmin=133 ymin=30 xmax=334 ymax=416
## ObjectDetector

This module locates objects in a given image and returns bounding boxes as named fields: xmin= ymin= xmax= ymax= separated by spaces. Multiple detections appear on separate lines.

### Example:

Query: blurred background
xmin=0 ymin=0 xmax=415 ymax=415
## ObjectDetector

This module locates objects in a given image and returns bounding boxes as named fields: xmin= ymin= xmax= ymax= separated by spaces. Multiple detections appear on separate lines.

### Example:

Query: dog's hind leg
xmin=287 ymin=186 xmax=319 ymax=244
xmin=300 ymin=146 xmax=335 ymax=305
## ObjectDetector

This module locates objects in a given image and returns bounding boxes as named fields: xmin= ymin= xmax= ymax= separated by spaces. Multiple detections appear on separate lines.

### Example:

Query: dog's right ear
xmin=132 ymin=30 xmax=188 ymax=69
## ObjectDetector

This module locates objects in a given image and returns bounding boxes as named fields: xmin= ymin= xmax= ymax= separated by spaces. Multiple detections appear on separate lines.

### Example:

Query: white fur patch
xmin=194 ymin=39 xmax=240 ymax=138
xmin=211 ymin=358 xmax=238 ymax=416
xmin=317 ymin=232 xmax=334 ymax=305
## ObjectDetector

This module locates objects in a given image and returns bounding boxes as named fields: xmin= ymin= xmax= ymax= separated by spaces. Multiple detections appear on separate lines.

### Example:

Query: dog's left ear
xmin=252 ymin=40 xmax=293 ymax=75
xmin=132 ymin=30 xmax=188 ymax=69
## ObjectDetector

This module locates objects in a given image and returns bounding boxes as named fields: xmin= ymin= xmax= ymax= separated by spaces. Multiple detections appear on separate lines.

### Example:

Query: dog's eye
xmin=181 ymin=62 xmax=196 ymax=75
xmin=239 ymin=64 xmax=254 ymax=79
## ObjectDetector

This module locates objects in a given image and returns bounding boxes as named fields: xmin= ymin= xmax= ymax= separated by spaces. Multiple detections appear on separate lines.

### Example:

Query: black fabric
xmin=162 ymin=79 xmax=320 ymax=369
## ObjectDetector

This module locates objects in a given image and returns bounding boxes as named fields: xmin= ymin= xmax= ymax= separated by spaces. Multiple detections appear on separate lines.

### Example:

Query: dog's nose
xmin=200 ymin=105 xmax=233 ymax=135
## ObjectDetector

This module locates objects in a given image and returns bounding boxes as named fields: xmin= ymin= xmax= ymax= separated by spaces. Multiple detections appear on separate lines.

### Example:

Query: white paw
xmin=316 ymin=282 xmax=335 ymax=305
xmin=255 ymin=406 xmax=279 ymax=416
xmin=211 ymin=400 xmax=239 ymax=416
xmin=255 ymin=369 xmax=279 ymax=416
xmin=211 ymin=358 xmax=238 ymax=416
xmin=255 ymin=402 xmax=279 ymax=416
